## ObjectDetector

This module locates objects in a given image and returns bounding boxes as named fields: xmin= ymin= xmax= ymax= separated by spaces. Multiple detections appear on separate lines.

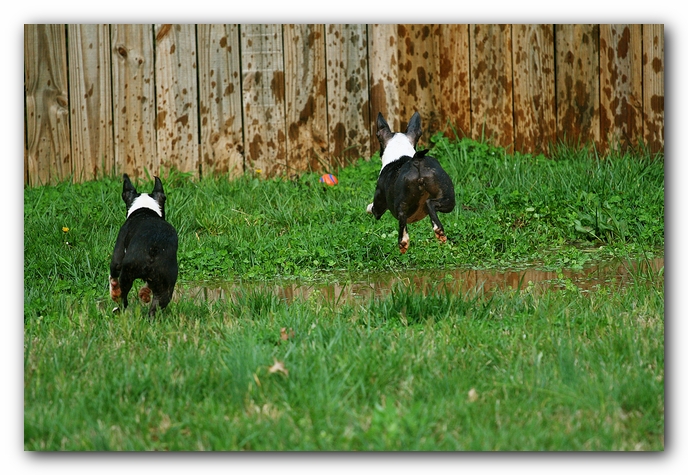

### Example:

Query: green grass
xmin=24 ymin=280 xmax=664 ymax=451
xmin=23 ymin=136 xmax=664 ymax=451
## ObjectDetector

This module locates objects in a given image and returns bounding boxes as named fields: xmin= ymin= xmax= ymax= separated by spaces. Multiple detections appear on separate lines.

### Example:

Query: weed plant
xmin=23 ymin=137 xmax=664 ymax=450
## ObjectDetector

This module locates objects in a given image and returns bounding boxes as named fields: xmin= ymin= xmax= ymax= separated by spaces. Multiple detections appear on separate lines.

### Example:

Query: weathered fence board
xmin=111 ymin=24 xmax=157 ymax=179
xmin=154 ymin=24 xmax=199 ymax=176
xmin=437 ymin=24 xmax=471 ymax=139
xmin=643 ymin=24 xmax=664 ymax=154
xmin=326 ymin=24 xmax=370 ymax=163
xmin=241 ymin=24 xmax=286 ymax=176
xmin=284 ymin=24 xmax=329 ymax=173
xmin=556 ymin=24 xmax=600 ymax=147
xmin=368 ymin=24 xmax=400 ymax=153
xmin=600 ymin=24 xmax=643 ymax=151
xmin=197 ymin=24 xmax=244 ymax=178
xmin=24 ymin=24 xmax=665 ymax=187
xmin=470 ymin=24 xmax=514 ymax=149
xmin=397 ymin=24 xmax=442 ymax=142
xmin=68 ymin=24 xmax=113 ymax=182
xmin=512 ymin=24 xmax=556 ymax=155
xmin=25 ymin=24 xmax=70 ymax=186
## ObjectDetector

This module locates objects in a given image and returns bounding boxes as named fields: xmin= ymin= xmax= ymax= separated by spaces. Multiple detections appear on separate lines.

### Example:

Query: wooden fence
xmin=24 ymin=24 xmax=664 ymax=187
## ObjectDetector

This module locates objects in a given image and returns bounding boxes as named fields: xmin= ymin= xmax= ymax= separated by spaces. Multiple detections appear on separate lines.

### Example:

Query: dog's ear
xmin=122 ymin=174 xmax=139 ymax=208
xmin=376 ymin=112 xmax=395 ymax=148
xmin=151 ymin=176 xmax=167 ymax=218
xmin=152 ymin=176 xmax=165 ymax=196
xmin=405 ymin=112 xmax=422 ymax=146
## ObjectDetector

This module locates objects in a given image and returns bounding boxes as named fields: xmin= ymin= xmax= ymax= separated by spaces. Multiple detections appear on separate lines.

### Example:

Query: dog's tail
xmin=412 ymin=149 xmax=431 ymax=187
xmin=412 ymin=149 xmax=431 ymax=162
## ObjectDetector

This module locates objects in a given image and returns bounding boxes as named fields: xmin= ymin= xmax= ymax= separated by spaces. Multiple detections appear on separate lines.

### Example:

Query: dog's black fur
xmin=367 ymin=112 xmax=456 ymax=253
xmin=109 ymin=174 xmax=178 ymax=317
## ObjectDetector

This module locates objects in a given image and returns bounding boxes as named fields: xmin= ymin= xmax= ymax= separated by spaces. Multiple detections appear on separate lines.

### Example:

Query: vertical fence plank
xmin=111 ymin=24 xmax=157 ymax=179
xmin=367 ymin=24 xmax=400 ymax=154
xmin=642 ymin=24 xmax=664 ymax=154
xmin=154 ymin=24 xmax=199 ymax=177
xmin=437 ymin=24 xmax=471 ymax=139
xmin=197 ymin=24 xmax=244 ymax=178
xmin=284 ymin=24 xmax=329 ymax=173
xmin=68 ymin=24 xmax=114 ymax=181
xmin=24 ymin=24 xmax=70 ymax=186
xmin=240 ymin=24 xmax=286 ymax=176
xmin=600 ymin=24 xmax=643 ymax=151
xmin=326 ymin=24 xmax=370 ymax=164
xmin=470 ymin=24 xmax=514 ymax=149
xmin=555 ymin=24 xmax=600 ymax=148
xmin=513 ymin=24 xmax=556 ymax=155
xmin=23 ymin=23 xmax=665 ymax=188
xmin=397 ymin=24 xmax=442 ymax=142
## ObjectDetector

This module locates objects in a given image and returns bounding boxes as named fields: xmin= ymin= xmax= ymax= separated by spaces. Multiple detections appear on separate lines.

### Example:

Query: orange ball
xmin=319 ymin=174 xmax=338 ymax=186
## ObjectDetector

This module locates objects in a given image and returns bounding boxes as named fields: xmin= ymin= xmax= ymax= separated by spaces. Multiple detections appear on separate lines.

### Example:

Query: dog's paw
xmin=433 ymin=225 xmax=447 ymax=243
xmin=109 ymin=277 xmax=121 ymax=302
xmin=366 ymin=203 xmax=374 ymax=214
xmin=139 ymin=284 xmax=152 ymax=303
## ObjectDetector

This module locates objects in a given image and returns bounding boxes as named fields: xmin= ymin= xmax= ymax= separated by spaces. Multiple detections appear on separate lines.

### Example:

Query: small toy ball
xmin=319 ymin=174 xmax=338 ymax=186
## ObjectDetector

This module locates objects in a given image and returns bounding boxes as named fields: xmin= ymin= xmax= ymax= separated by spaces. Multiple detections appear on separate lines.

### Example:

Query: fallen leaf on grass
xmin=268 ymin=359 xmax=288 ymax=376
xmin=280 ymin=327 xmax=295 ymax=341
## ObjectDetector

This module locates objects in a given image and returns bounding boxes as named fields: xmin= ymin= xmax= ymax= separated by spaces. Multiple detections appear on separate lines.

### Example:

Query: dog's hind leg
xmin=148 ymin=287 xmax=173 ymax=318
xmin=397 ymin=216 xmax=410 ymax=254
xmin=118 ymin=274 xmax=134 ymax=310
xmin=425 ymin=199 xmax=451 ymax=243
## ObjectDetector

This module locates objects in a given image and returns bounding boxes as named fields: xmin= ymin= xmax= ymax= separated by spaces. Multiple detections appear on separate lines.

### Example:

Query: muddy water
xmin=178 ymin=258 xmax=663 ymax=305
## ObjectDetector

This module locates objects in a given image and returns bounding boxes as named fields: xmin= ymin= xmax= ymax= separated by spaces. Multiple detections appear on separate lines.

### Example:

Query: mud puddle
xmin=177 ymin=257 xmax=663 ymax=305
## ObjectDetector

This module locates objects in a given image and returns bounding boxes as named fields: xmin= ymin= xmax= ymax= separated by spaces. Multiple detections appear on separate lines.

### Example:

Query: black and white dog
xmin=109 ymin=174 xmax=178 ymax=317
xmin=367 ymin=112 xmax=456 ymax=253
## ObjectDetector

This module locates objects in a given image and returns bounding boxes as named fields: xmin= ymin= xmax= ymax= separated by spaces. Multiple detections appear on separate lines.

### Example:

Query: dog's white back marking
xmin=127 ymin=194 xmax=162 ymax=218
xmin=380 ymin=133 xmax=416 ymax=171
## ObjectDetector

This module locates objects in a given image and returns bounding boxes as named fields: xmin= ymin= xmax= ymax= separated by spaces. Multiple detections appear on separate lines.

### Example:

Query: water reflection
xmin=177 ymin=258 xmax=663 ymax=305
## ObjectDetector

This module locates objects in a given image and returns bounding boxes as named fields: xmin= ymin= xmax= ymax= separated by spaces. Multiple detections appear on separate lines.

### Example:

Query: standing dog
xmin=367 ymin=112 xmax=456 ymax=253
xmin=109 ymin=174 xmax=178 ymax=317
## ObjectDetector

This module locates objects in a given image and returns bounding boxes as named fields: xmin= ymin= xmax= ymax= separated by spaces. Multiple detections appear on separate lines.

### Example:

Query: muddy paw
xmin=139 ymin=285 xmax=152 ymax=303
xmin=110 ymin=277 xmax=121 ymax=302
xmin=433 ymin=226 xmax=447 ymax=243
